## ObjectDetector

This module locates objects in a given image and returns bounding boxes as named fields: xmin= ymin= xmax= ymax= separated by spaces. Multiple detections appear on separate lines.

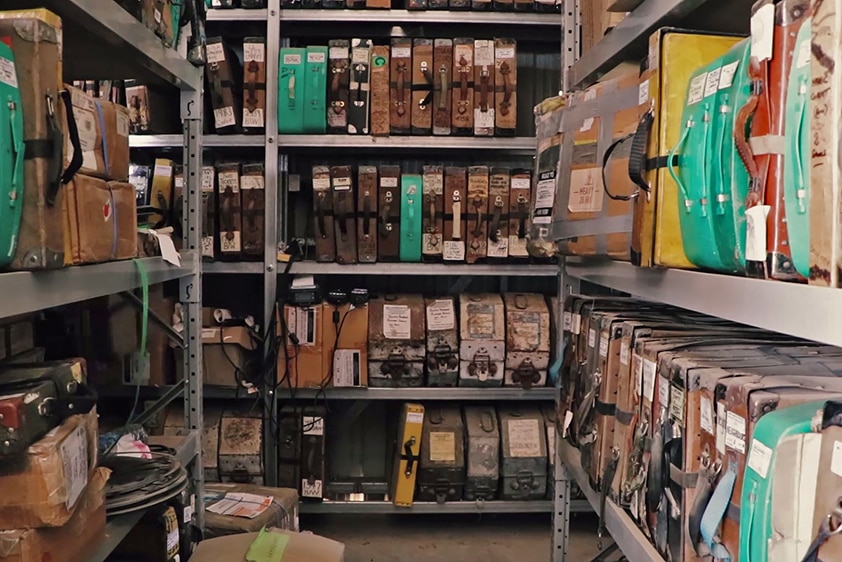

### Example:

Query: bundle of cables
xmin=100 ymin=446 xmax=188 ymax=516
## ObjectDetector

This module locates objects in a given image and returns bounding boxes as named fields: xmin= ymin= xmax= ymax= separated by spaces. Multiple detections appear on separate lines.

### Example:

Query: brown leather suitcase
xmin=242 ymin=37 xmax=266 ymax=134
xmin=370 ymin=46 xmax=391 ymax=137
xmin=378 ymin=165 xmax=401 ymax=262
xmin=331 ymin=165 xmax=357 ymax=265
xmin=452 ymin=39 xmax=474 ymax=136
xmin=390 ymin=38 xmax=412 ymax=135
xmin=201 ymin=166 xmax=216 ymax=260
xmin=328 ymin=40 xmax=350 ymax=134
xmin=312 ymin=165 xmax=336 ymax=262
xmin=494 ymin=39 xmax=517 ymax=137
xmin=411 ymin=39 xmax=434 ymax=136
xmin=433 ymin=39 xmax=453 ymax=136
xmin=466 ymin=166 xmax=489 ymax=264
xmin=205 ymin=37 xmax=242 ymax=134
xmin=349 ymin=39 xmax=373 ymax=135
xmin=443 ymin=166 xmax=467 ymax=263
xmin=216 ymin=163 xmax=242 ymax=261
xmin=241 ymin=163 xmax=265 ymax=260
xmin=486 ymin=168 xmax=510 ymax=261
xmin=473 ymin=40 xmax=495 ymax=137
xmin=508 ymin=168 xmax=531 ymax=261
xmin=422 ymin=165 xmax=444 ymax=262
xmin=357 ymin=166 xmax=378 ymax=263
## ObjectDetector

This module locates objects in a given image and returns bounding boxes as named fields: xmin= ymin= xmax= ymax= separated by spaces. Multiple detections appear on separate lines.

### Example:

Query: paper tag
xmin=221 ymin=231 xmax=241 ymax=253
xmin=687 ymin=73 xmax=707 ymax=105
xmin=214 ymin=106 xmax=236 ymax=129
xmin=475 ymin=42 xmax=494 ymax=66
xmin=333 ymin=349 xmax=361 ymax=387
xmin=475 ymin=108 xmax=495 ymax=130
xmin=535 ymin=177 xmax=556 ymax=210
xmin=642 ymin=359 xmax=656 ymax=402
xmin=392 ymin=47 xmax=411 ymax=59
xmin=333 ymin=176 xmax=352 ymax=190
xmin=241 ymin=175 xmax=264 ymax=190
xmin=245 ymin=42 xmax=266 ymax=63
xmin=748 ymin=439 xmax=773 ymax=479
xmin=634 ymin=355 xmax=644 ymax=398
xmin=796 ymin=39 xmax=811 ymax=68
xmin=745 ymin=205 xmax=771 ymax=261
xmin=751 ymin=3 xmax=775 ymax=61
xmin=658 ymin=376 xmax=670 ymax=409
xmin=330 ymin=46 xmax=349 ymax=60
xmin=206 ymin=492 xmax=274 ymax=519
xmin=243 ymin=108 xmax=264 ymax=128
xmin=567 ymin=168 xmax=604 ymax=213
xmin=670 ymin=386 xmax=685 ymax=422
xmin=313 ymin=177 xmax=331 ymax=191
xmin=423 ymin=173 xmax=444 ymax=195
xmin=496 ymin=47 xmax=515 ymax=59
xmin=202 ymin=167 xmax=215 ymax=191
xmin=700 ymin=396 xmax=714 ymax=434
xmin=443 ymin=240 xmax=466 ymax=261
xmin=154 ymin=231 xmax=181 ymax=266
xmin=116 ymin=112 xmax=130 ymax=137
xmin=511 ymin=177 xmax=531 ymax=190
xmin=73 ymin=109 xmax=97 ymax=153
xmin=383 ymin=304 xmax=411 ymax=339
xmin=725 ymin=410 xmax=747 ymax=453
xmin=508 ymin=419 xmax=542 ymax=458
xmin=206 ymin=42 xmax=225 ymax=64
xmin=167 ymin=526 xmax=179 ymax=552
xmin=407 ymin=411 xmax=424 ymax=424
xmin=562 ymin=410 xmax=573 ymax=438
xmin=301 ymin=479 xmax=323 ymax=498
xmin=580 ymin=117 xmax=594 ymax=132
xmin=703 ymin=67 xmax=721 ymax=98
xmin=307 ymin=50 xmax=326 ymax=64
xmin=638 ymin=80 xmax=649 ymax=105
xmin=620 ymin=341 xmax=630 ymax=366
xmin=381 ymin=176 xmax=398 ymax=188
xmin=429 ymin=432 xmax=456 ymax=462
xmin=352 ymin=48 xmax=370 ymax=65
xmin=831 ymin=441 xmax=842 ymax=477
xmin=154 ymin=8 xmax=162 ymax=23
xmin=0 ymin=57 xmax=18 ymax=88
xmin=716 ymin=402 xmax=727 ymax=454
xmin=288 ymin=307 xmax=318 ymax=346
xmin=283 ymin=53 xmax=302 ymax=65
xmin=201 ymin=237 xmax=214 ymax=258
xmin=563 ymin=312 xmax=572 ymax=332
xmin=599 ymin=334 xmax=609 ymax=358
xmin=719 ymin=61 xmax=740 ymax=90
xmin=546 ymin=426 xmax=556 ymax=464
xmin=60 ymin=425 xmax=88 ymax=510
xmin=427 ymin=299 xmax=455 ymax=331
xmin=588 ymin=328 xmax=596 ymax=349
xmin=303 ymin=416 xmax=324 ymax=436
xmin=572 ymin=314 xmax=581 ymax=335
xmin=486 ymin=237 xmax=508 ymax=257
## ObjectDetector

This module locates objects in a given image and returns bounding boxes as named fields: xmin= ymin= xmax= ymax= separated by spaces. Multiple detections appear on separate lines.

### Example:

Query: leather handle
xmin=489 ymin=196 xmax=503 ymax=242
xmin=458 ymin=56 xmax=469 ymax=114
xmin=479 ymin=67 xmax=490 ymax=111
xmin=517 ymin=195 xmax=528 ymax=238
xmin=452 ymin=191 xmax=462 ymax=239
xmin=397 ymin=63 xmax=407 ymax=116
xmin=337 ymin=192 xmax=349 ymax=240
xmin=420 ymin=62 xmax=433 ymax=108
xmin=363 ymin=191 xmax=372 ymax=237
xmin=438 ymin=65 xmax=449 ymax=110
xmin=480 ymin=411 xmax=495 ymax=432
xmin=735 ymin=78 xmax=762 ymax=205
xmin=601 ymin=131 xmax=637 ymax=201
xmin=245 ymin=195 xmax=257 ymax=228
xmin=8 ymin=100 xmax=23 ymax=207
xmin=352 ymin=64 xmax=364 ymax=105
xmin=471 ymin=197 xmax=483 ymax=236
xmin=316 ymin=191 xmax=327 ymax=238
xmin=210 ymin=65 xmax=224 ymax=108
xmin=379 ymin=191 xmax=393 ymax=238
xmin=246 ymin=60 xmax=259 ymax=110
xmin=59 ymin=89 xmax=84 ymax=186
xmin=221 ymin=186 xmax=235 ymax=240
xmin=428 ymin=194 xmax=437 ymax=226
xmin=627 ymin=110 xmax=653 ymax=196
xmin=330 ymin=63 xmax=345 ymax=115
xmin=403 ymin=436 xmax=418 ymax=476
xmin=45 ymin=93 xmax=63 ymax=206
xmin=500 ymin=61 xmax=512 ymax=116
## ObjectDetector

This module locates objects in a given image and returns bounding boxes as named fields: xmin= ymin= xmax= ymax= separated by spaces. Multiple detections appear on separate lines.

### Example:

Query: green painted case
xmin=0 ymin=43 xmax=25 ymax=266
xmin=303 ymin=46 xmax=328 ymax=134
xmin=278 ymin=48 xmax=306 ymax=134
xmin=400 ymin=174 xmax=423 ymax=262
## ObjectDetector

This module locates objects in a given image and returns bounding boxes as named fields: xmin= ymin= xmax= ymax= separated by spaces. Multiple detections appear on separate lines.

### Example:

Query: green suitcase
xmin=0 ymin=43 xmax=25 ymax=266
xmin=303 ymin=46 xmax=327 ymax=134
xmin=400 ymin=174 xmax=422 ymax=262
xmin=278 ymin=48 xmax=306 ymax=134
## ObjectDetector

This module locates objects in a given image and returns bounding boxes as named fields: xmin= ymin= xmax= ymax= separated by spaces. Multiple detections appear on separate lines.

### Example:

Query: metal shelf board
xmin=279 ymin=9 xmax=561 ymax=26
xmin=130 ymin=134 xmax=266 ymax=148
xmin=208 ymin=8 xmax=269 ymax=20
xmin=288 ymin=262 xmax=558 ymax=276
xmin=0 ymin=253 xmax=196 ymax=320
xmin=96 ymin=385 xmax=248 ymax=400
xmin=278 ymin=135 xmax=536 ymax=153
xmin=204 ymin=261 xmax=263 ymax=274
xmin=299 ymin=500 xmax=576 ymax=514
xmin=559 ymin=441 xmax=664 ymax=562
xmin=276 ymin=387 xmax=556 ymax=400
xmin=88 ymin=510 xmax=146 ymax=562
xmin=564 ymin=258 xmax=842 ymax=347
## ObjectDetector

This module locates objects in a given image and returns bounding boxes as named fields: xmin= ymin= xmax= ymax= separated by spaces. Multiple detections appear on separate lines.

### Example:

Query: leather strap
xmin=594 ymin=399 xmax=615 ymax=416
xmin=363 ymin=192 xmax=372 ymax=237
xmin=602 ymin=131 xmax=637 ymax=201
xmin=500 ymin=61 xmax=513 ymax=116
xmin=598 ymin=450 xmax=620 ymax=541
xmin=690 ymin=455 xmax=721 ymax=555
xmin=699 ymin=462 xmax=737 ymax=561
xmin=646 ymin=424 xmax=664 ymax=513
xmin=735 ymin=75 xmax=762 ymax=206
xmin=627 ymin=110 xmax=653 ymax=195
xmin=615 ymin=408 xmax=634 ymax=425
xmin=59 ymin=90 xmax=83 ymax=186
xmin=668 ymin=462 xmax=698 ymax=489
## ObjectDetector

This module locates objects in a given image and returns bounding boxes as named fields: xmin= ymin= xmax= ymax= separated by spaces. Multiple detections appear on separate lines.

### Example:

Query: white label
xmin=745 ymin=205 xmax=771 ymax=261
xmin=301 ymin=479 xmax=323 ymax=498
xmin=307 ymin=50 xmax=326 ymax=64
xmin=214 ymin=106 xmax=236 ymax=129
xmin=508 ymin=419 xmax=542 ymax=458
xmin=599 ymin=334 xmax=609 ymax=358
xmin=241 ymin=175 xmax=264 ymax=190
xmin=831 ymin=441 xmax=842 ymax=477
xmin=423 ymin=173 xmax=443 ymax=195
xmin=154 ymin=163 xmax=173 ymax=179
xmin=288 ymin=307 xmax=318 ymax=346
xmin=572 ymin=314 xmax=581 ymax=335
xmin=202 ymin=237 xmax=214 ymax=258
xmin=670 ymin=386 xmax=685 ymax=421
xmin=219 ymin=170 xmax=239 ymax=191
xmin=206 ymin=42 xmax=226 ymax=64
xmin=154 ymin=8 xmax=162 ymax=23
xmin=638 ymin=80 xmax=649 ymax=105
xmin=383 ymin=304 xmax=411 ymax=339
xmin=202 ymin=167 xmax=215 ymax=192
xmin=167 ymin=526 xmax=179 ymax=552
xmin=719 ymin=61 xmax=740 ymax=90
xmin=443 ymin=240 xmax=466 ymax=261
xmin=206 ymin=493 xmax=273 ymax=519
xmin=475 ymin=108 xmax=495 ymax=130
xmin=381 ymin=176 xmax=398 ymax=188
xmin=642 ymin=359 xmax=656 ymax=402
xmin=303 ymin=416 xmax=325 ymax=436
xmin=620 ymin=341 xmax=630 ymax=365
xmin=330 ymin=46 xmax=349 ymax=60
xmin=496 ymin=47 xmax=515 ymax=60
xmin=60 ymin=425 xmax=88 ymax=510
xmin=486 ymin=237 xmax=508 ymax=257
xmin=352 ymin=48 xmax=370 ymax=65
xmin=244 ymin=42 xmax=266 ymax=63
xmin=73 ymin=108 xmax=97 ymax=153
xmin=796 ymin=39 xmax=811 ymax=69
xmin=747 ymin=439 xmax=773 ymax=479
xmin=427 ymin=299 xmax=456 ymax=331
xmin=546 ymin=426 xmax=556 ymax=464
xmin=535 ymin=177 xmax=556 ymax=209
xmin=700 ymin=396 xmax=714 ymax=434
xmin=588 ymin=328 xmax=596 ymax=349
xmin=751 ymin=3 xmax=775 ymax=61
xmin=175 ymin=177 xmax=184 ymax=190
xmin=725 ymin=410 xmax=747 ymax=453
xmin=562 ymin=410 xmax=574 ymax=438
xmin=406 ymin=411 xmax=424 ymax=424
xmin=313 ymin=177 xmax=331 ymax=191
xmin=567 ymin=168 xmax=604 ymax=213
xmin=333 ymin=176 xmax=352 ymax=190
xmin=716 ymin=402 xmax=727 ymax=455
xmin=283 ymin=53 xmax=302 ymax=65
xmin=634 ymin=355 xmax=643 ymax=398
xmin=658 ymin=376 xmax=670 ymax=409
xmin=392 ymin=47 xmax=411 ymax=59
xmin=511 ymin=177 xmax=531 ymax=190
xmin=221 ymin=231 xmax=241 ymax=253
xmin=687 ymin=73 xmax=707 ymax=105
xmin=703 ymin=67 xmax=721 ymax=98
xmin=474 ymin=42 xmax=494 ymax=66
xmin=333 ymin=349 xmax=361 ymax=387
xmin=116 ymin=111 xmax=130 ymax=137
xmin=580 ymin=117 xmax=594 ymax=132
xmin=429 ymin=432 xmax=456 ymax=462
xmin=0 ymin=57 xmax=17 ymax=88
xmin=243 ymin=108 xmax=264 ymax=129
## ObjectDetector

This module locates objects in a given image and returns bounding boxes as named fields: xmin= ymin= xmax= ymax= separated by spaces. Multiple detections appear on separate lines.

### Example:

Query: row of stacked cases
xmin=209 ymin=0 xmax=560 ymax=11
xmin=561 ymin=296 xmax=842 ymax=562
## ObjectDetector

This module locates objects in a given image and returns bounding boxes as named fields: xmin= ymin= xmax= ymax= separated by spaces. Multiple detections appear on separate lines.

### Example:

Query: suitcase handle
xmin=363 ymin=190 xmax=372 ymax=237
xmin=517 ymin=194 xmax=528 ymax=239
xmin=626 ymin=109 xmax=653 ymax=198
xmin=336 ymin=192 xmax=349 ymax=240
xmin=499 ymin=61 xmax=512 ymax=116
xmin=246 ymin=60 xmax=259 ymax=110
xmin=793 ymin=76 xmax=809 ymax=215
xmin=479 ymin=66 xmax=490 ymax=112
xmin=735 ymin=70 xmax=762 ymax=207
xmin=667 ymin=117 xmax=694 ymax=213
xmin=489 ymin=196 xmax=503 ymax=243
xmin=480 ymin=411 xmax=495 ymax=433
xmin=419 ymin=62 xmax=433 ymax=109
xmin=379 ymin=191 xmax=393 ymax=238
xmin=8 ymin=93 xmax=24 ymax=215
xmin=352 ymin=64 xmax=365 ymax=107
xmin=402 ymin=436 xmax=419 ymax=476
xmin=316 ymin=191 xmax=328 ymax=239
xmin=452 ymin=192 xmax=462 ymax=239
xmin=426 ymin=194 xmax=437 ymax=231
xmin=396 ymin=62 xmax=407 ymax=117
xmin=457 ymin=56 xmax=470 ymax=115
xmin=600 ymin=131 xmax=637 ymax=201
xmin=58 ymin=90 xmax=84 ymax=188
xmin=471 ymin=197 xmax=483 ymax=237
xmin=330 ymin=60 xmax=347 ymax=115
xmin=438 ymin=65 xmax=449 ymax=111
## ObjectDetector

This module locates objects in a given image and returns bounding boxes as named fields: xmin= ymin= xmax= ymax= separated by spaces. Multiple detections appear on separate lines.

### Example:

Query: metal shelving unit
xmin=299 ymin=500 xmax=585 ymax=514
xmin=130 ymin=134 xmax=265 ymax=148
xmin=277 ymin=387 xmax=556 ymax=400
xmin=278 ymin=9 xmax=561 ymax=25
xmin=288 ymin=262 xmax=559 ymax=276
xmin=277 ymin=135 xmax=536 ymax=153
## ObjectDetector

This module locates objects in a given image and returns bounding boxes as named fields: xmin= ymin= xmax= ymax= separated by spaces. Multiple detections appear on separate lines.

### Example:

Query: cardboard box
xmin=324 ymin=302 xmax=368 ymax=387
xmin=188 ymin=529 xmax=345 ymax=562
xmin=581 ymin=0 xmax=627 ymax=54
xmin=277 ymin=304 xmax=332 ymax=389
xmin=0 ymin=409 xmax=98 ymax=529
xmin=202 ymin=326 xmax=256 ymax=387
xmin=204 ymin=483 xmax=299 ymax=538
xmin=63 ymin=85 xmax=130 ymax=182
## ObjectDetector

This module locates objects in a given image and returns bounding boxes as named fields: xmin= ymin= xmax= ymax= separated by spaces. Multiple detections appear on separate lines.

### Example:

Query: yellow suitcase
xmin=392 ymin=403 xmax=424 ymax=507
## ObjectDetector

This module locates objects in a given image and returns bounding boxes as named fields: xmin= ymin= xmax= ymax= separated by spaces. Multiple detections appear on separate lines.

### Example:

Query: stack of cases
xmin=276 ymin=0 xmax=559 ymax=11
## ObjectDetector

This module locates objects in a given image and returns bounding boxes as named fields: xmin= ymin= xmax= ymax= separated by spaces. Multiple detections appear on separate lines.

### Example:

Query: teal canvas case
xmin=784 ymin=21 xmax=811 ymax=279
xmin=278 ymin=48 xmax=306 ymax=134
xmin=399 ymin=174 xmax=422 ymax=262
xmin=0 ymin=43 xmax=25 ymax=266
xmin=303 ymin=46 xmax=327 ymax=134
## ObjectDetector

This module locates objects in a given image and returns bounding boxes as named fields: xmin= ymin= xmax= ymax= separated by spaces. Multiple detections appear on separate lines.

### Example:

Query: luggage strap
xmin=94 ymin=99 xmax=111 ymax=176
xmin=626 ymin=109 xmax=653 ymax=197
xmin=59 ymin=89 xmax=84 ymax=186
xmin=401 ymin=436 xmax=420 ymax=476
xmin=23 ymin=92 xmax=64 ymax=206
xmin=800 ymin=500 xmax=842 ymax=562
xmin=601 ymin=131 xmax=637 ymax=201
xmin=598 ymin=448 xmax=620 ymax=543
xmin=699 ymin=461 xmax=737 ymax=561
xmin=690 ymin=454 xmax=721 ymax=555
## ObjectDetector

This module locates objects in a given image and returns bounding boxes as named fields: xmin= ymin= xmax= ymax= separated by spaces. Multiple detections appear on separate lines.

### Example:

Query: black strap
xmin=402 ymin=437 xmax=419 ymax=476
xmin=647 ymin=154 xmax=678 ymax=171
xmin=601 ymin=132 xmax=636 ymax=201
xmin=627 ymin=110 xmax=653 ymax=194
xmin=598 ymin=452 xmax=620 ymax=541
xmin=594 ymin=399 xmax=615 ymax=416
xmin=800 ymin=514 xmax=838 ymax=562
xmin=59 ymin=89 xmax=83 ymax=186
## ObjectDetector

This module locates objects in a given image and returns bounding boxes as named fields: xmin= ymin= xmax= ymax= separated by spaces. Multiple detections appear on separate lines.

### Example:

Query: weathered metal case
xmin=422 ymin=165 xmax=444 ymax=262
xmin=463 ymin=406 xmax=500 ymax=500
xmin=417 ymin=406 xmax=466 ymax=503
xmin=425 ymin=297 xmax=459 ymax=387
xmin=498 ymin=406 xmax=548 ymax=500
xmin=368 ymin=295 xmax=426 ymax=387
xmin=312 ymin=165 xmax=336 ymax=262
xmin=300 ymin=408 xmax=327 ymax=501
xmin=504 ymin=293 xmax=550 ymax=388
xmin=331 ymin=165 xmax=357 ymax=264
xmin=219 ymin=408 xmax=263 ymax=485
xmin=164 ymin=405 xmax=222 ymax=483
xmin=459 ymin=293 xmax=505 ymax=386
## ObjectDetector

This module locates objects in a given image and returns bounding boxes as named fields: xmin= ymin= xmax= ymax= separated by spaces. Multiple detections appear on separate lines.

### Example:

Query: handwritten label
xmin=508 ymin=419 xmax=542 ymax=458
xmin=703 ymin=67 xmax=721 ymax=98
xmin=429 ymin=432 xmax=456 ymax=462
xmin=719 ymin=61 xmax=740 ymax=90
xmin=687 ymin=73 xmax=707 ymax=105
xmin=748 ymin=439 xmax=773 ymax=479
xmin=620 ymin=341 xmax=630 ymax=365
xmin=245 ymin=42 xmax=266 ymax=63
xmin=427 ymin=299 xmax=455 ymax=331
xmin=383 ymin=304 xmax=411 ymax=339
xmin=726 ymin=410 xmax=747 ymax=453
xmin=700 ymin=396 xmax=714 ymax=434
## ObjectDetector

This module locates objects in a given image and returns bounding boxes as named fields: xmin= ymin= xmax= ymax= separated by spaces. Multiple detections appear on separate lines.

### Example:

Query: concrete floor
xmin=304 ymin=513 xmax=603 ymax=562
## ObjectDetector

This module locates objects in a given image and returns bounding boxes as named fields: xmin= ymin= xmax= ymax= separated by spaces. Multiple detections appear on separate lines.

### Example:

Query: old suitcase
xmin=279 ymin=303 xmax=333 ymax=388
xmin=494 ymin=39 xmax=517 ymax=137
xmin=452 ymin=39 xmax=474 ymax=136
xmin=204 ymin=483 xmax=298 ymax=538
xmin=444 ymin=166 xmax=467 ymax=263
xmin=499 ymin=406 xmax=548 ymax=500
xmin=494 ymin=0 xmax=514 ymax=10
xmin=331 ymin=165 xmax=357 ymax=265
xmin=220 ymin=408 xmax=263 ymax=485
xmin=301 ymin=409 xmax=327 ymax=500
xmin=216 ymin=163 xmax=242 ymax=260
xmin=433 ymin=39 xmax=453 ymax=136
xmin=417 ymin=406 xmax=465 ymax=503
xmin=0 ymin=10 xmax=65 ymax=270
xmin=164 ymin=406 xmax=222 ymax=483
xmin=472 ymin=0 xmax=492 ymax=11
xmin=370 ymin=46 xmax=391 ymax=136
xmin=201 ymin=166 xmax=216 ymax=260
xmin=368 ymin=295 xmax=425 ymax=387
xmin=63 ymin=175 xmax=137 ymax=265
xmin=411 ymin=39 xmax=434 ymax=136
xmin=486 ymin=168 xmax=510 ymax=261
xmin=529 ymin=96 xmax=564 ymax=257
xmin=407 ymin=0 xmax=427 ymax=9
xmin=422 ymin=165 xmax=444 ymax=262
xmin=809 ymin=401 xmax=842 ymax=559
xmin=378 ymin=165 xmax=401 ymax=262
xmin=459 ymin=293 xmax=505 ymax=386
xmin=400 ymin=174 xmax=423 ymax=262
xmin=509 ymin=169 xmax=532 ymax=261
xmin=206 ymin=37 xmax=242 ymax=134
xmin=326 ymin=402 xmax=388 ymax=497
xmin=144 ymin=157 xmax=174 ymax=228
xmin=303 ymin=46 xmax=328 ymax=134
xmin=243 ymin=37 xmax=266 ymax=134
xmin=473 ymin=40 xmax=495 ymax=137
xmin=348 ymin=39 xmax=373 ymax=135
xmin=278 ymin=407 xmax=301 ymax=489
xmin=390 ymin=38 xmax=412 ymax=135
xmin=357 ymin=166 xmax=378 ymax=263
xmin=504 ymin=294 xmax=550 ymax=389
xmin=241 ymin=163 xmax=265 ymax=259
xmin=463 ymin=406 xmax=500 ymax=500
xmin=392 ymin=403 xmax=424 ymax=507
xmin=327 ymin=40 xmax=350 ymax=134
xmin=312 ymin=165 xmax=337 ymax=262
xmin=466 ymin=166 xmax=489 ymax=264
xmin=278 ymin=48 xmax=305 ymax=134
xmin=425 ymin=297 xmax=459 ymax=387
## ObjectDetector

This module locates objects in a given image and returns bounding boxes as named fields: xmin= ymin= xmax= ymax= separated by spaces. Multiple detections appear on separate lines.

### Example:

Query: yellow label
xmin=429 ymin=432 xmax=456 ymax=462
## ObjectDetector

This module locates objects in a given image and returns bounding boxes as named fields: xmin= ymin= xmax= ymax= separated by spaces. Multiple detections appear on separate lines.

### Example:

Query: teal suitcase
xmin=399 ymin=174 xmax=422 ymax=262
xmin=303 ymin=46 xmax=327 ymax=134
xmin=278 ymin=48 xmax=305 ymax=134
xmin=0 ymin=43 xmax=25 ymax=266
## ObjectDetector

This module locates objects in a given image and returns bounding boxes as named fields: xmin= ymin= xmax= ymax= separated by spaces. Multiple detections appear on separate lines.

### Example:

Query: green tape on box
xmin=246 ymin=528 xmax=290 ymax=562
